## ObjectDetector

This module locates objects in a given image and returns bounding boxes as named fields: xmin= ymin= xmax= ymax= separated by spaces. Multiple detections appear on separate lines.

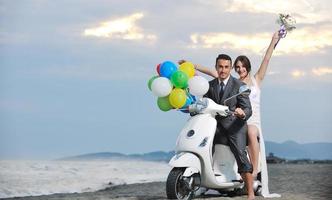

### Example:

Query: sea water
xmin=0 ymin=159 xmax=171 ymax=198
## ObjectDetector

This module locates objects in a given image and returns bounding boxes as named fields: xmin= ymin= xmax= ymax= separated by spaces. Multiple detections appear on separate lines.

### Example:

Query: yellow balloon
xmin=179 ymin=62 xmax=195 ymax=78
xmin=169 ymin=88 xmax=186 ymax=108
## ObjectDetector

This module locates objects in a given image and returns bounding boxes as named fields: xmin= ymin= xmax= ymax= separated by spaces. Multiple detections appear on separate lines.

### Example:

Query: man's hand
xmin=234 ymin=108 xmax=246 ymax=119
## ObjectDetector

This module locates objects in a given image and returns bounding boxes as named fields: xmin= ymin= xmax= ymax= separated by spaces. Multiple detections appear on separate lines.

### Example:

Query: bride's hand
xmin=273 ymin=31 xmax=281 ymax=40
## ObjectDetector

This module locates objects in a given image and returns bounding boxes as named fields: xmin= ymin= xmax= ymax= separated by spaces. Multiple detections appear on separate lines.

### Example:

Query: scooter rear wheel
xmin=166 ymin=168 xmax=195 ymax=200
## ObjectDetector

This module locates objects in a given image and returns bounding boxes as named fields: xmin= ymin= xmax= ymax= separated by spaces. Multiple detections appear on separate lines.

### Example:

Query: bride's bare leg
xmin=248 ymin=125 xmax=260 ymax=178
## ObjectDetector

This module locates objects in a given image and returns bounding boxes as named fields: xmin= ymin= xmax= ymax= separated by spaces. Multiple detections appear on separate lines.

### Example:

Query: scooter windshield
xmin=188 ymin=98 xmax=208 ymax=114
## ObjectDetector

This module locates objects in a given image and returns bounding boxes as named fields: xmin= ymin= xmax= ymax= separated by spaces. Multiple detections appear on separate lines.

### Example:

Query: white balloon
xmin=151 ymin=77 xmax=173 ymax=97
xmin=188 ymin=76 xmax=209 ymax=96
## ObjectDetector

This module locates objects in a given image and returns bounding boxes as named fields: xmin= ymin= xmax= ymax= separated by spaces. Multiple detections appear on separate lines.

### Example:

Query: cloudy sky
xmin=1 ymin=0 xmax=331 ymax=159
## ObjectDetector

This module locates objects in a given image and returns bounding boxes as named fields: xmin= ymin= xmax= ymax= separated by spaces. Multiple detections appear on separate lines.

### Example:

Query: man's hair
xmin=234 ymin=55 xmax=251 ymax=73
xmin=215 ymin=54 xmax=232 ymax=68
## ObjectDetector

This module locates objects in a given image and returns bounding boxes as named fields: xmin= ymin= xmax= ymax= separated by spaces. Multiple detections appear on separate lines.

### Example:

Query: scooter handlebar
xmin=217 ymin=109 xmax=233 ymax=117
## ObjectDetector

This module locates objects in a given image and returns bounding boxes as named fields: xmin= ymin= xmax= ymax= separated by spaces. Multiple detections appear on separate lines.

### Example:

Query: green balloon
xmin=170 ymin=70 xmax=189 ymax=88
xmin=157 ymin=96 xmax=173 ymax=111
xmin=147 ymin=75 xmax=159 ymax=91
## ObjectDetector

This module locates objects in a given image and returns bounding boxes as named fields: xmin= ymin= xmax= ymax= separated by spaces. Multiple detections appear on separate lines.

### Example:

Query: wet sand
xmin=2 ymin=164 xmax=332 ymax=200
xmin=1 ymin=181 xmax=313 ymax=200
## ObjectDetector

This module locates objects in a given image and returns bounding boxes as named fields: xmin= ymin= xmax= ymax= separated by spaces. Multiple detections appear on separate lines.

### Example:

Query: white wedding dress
xmin=247 ymin=76 xmax=281 ymax=198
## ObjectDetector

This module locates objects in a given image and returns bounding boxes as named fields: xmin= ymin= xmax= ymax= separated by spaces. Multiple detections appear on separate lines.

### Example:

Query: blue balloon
xmin=181 ymin=95 xmax=193 ymax=109
xmin=160 ymin=61 xmax=177 ymax=79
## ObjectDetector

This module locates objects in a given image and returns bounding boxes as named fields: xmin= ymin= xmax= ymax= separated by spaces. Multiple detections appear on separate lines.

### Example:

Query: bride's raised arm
xmin=254 ymin=31 xmax=281 ymax=87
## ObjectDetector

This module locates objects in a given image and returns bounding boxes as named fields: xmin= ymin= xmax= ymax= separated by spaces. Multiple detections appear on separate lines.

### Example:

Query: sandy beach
xmin=0 ymin=181 xmax=314 ymax=200
xmin=2 ymin=164 xmax=331 ymax=200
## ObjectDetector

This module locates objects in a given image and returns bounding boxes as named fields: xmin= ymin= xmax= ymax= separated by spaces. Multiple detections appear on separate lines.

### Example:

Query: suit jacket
xmin=204 ymin=76 xmax=252 ymax=142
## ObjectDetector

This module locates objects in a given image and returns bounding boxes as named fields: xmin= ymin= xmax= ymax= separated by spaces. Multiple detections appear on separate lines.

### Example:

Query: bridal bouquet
xmin=276 ymin=13 xmax=296 ymax=38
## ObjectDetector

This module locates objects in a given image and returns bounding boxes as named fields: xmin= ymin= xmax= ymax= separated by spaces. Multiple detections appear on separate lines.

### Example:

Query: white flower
xmin=277 ymin=14 xmax=296 ymax=32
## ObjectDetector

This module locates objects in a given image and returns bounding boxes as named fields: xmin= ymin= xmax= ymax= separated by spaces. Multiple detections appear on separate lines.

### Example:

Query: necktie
xmin=219 ymin=82 xmax=224 ymax=101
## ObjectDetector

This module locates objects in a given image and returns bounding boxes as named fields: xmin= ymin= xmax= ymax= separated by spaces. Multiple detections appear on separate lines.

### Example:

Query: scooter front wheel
xmin=166 ymin=168 xmax=196 ymax=200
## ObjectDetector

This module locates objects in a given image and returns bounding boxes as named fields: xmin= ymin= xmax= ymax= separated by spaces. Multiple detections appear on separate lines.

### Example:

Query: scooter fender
xmin=169 ymin=152 xmax=201 ymax=176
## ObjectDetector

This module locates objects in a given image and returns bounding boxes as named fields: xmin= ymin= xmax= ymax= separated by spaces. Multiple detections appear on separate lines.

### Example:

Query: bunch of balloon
xmin=148 ymin=61 xmax=209 ymax=112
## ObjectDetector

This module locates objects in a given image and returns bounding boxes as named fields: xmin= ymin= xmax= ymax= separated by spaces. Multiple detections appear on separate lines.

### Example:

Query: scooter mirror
xmin=239 ymin=85 xmax=251 ymax=96
xmin=223 ymin=85 xmax=251 ymax=105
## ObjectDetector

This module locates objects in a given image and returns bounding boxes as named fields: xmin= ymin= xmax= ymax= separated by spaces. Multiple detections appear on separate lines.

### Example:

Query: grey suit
xmin=204 ymin=76 xmax=253 ymax=173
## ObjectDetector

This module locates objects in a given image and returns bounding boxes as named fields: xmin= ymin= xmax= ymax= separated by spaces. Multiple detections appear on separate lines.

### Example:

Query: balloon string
xmin=186 ymin=88 xmax=195 ymax=103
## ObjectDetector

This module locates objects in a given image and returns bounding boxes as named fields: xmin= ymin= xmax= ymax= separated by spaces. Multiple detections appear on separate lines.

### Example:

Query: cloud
xmin=288 ymin=67 xmax=332 ymax=80
xmin=188 ymin=25 xmax=332 ymax=55
xmin=312 ymin=67 xmax=332 ymax=76
xmin=277 ymin=25 xmax=332 ymax=54
xmin=291 ymin=69 xmax=306 ymax=78
xmin=83 ymin=12 xmax=157 ymax=42
xmin=189 ymin=32 xmax=270 ymax=54
xmin=225 ymin=0 xmax=331 ymax=24
xmin=267 ymin=71 xmax=280 ymax=76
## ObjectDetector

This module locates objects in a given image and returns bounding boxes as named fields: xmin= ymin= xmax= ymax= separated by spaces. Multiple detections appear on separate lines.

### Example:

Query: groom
xmin=204 ymin=54 xmax=255 ymax=200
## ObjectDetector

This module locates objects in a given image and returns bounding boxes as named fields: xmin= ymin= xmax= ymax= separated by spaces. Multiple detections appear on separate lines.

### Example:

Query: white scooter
xmin=166 ymin=86 xmax=261 ymax=200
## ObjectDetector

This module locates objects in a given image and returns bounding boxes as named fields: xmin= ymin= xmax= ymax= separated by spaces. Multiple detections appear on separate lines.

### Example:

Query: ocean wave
xmin=0 ymin=160 xmax=171 ymax=198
